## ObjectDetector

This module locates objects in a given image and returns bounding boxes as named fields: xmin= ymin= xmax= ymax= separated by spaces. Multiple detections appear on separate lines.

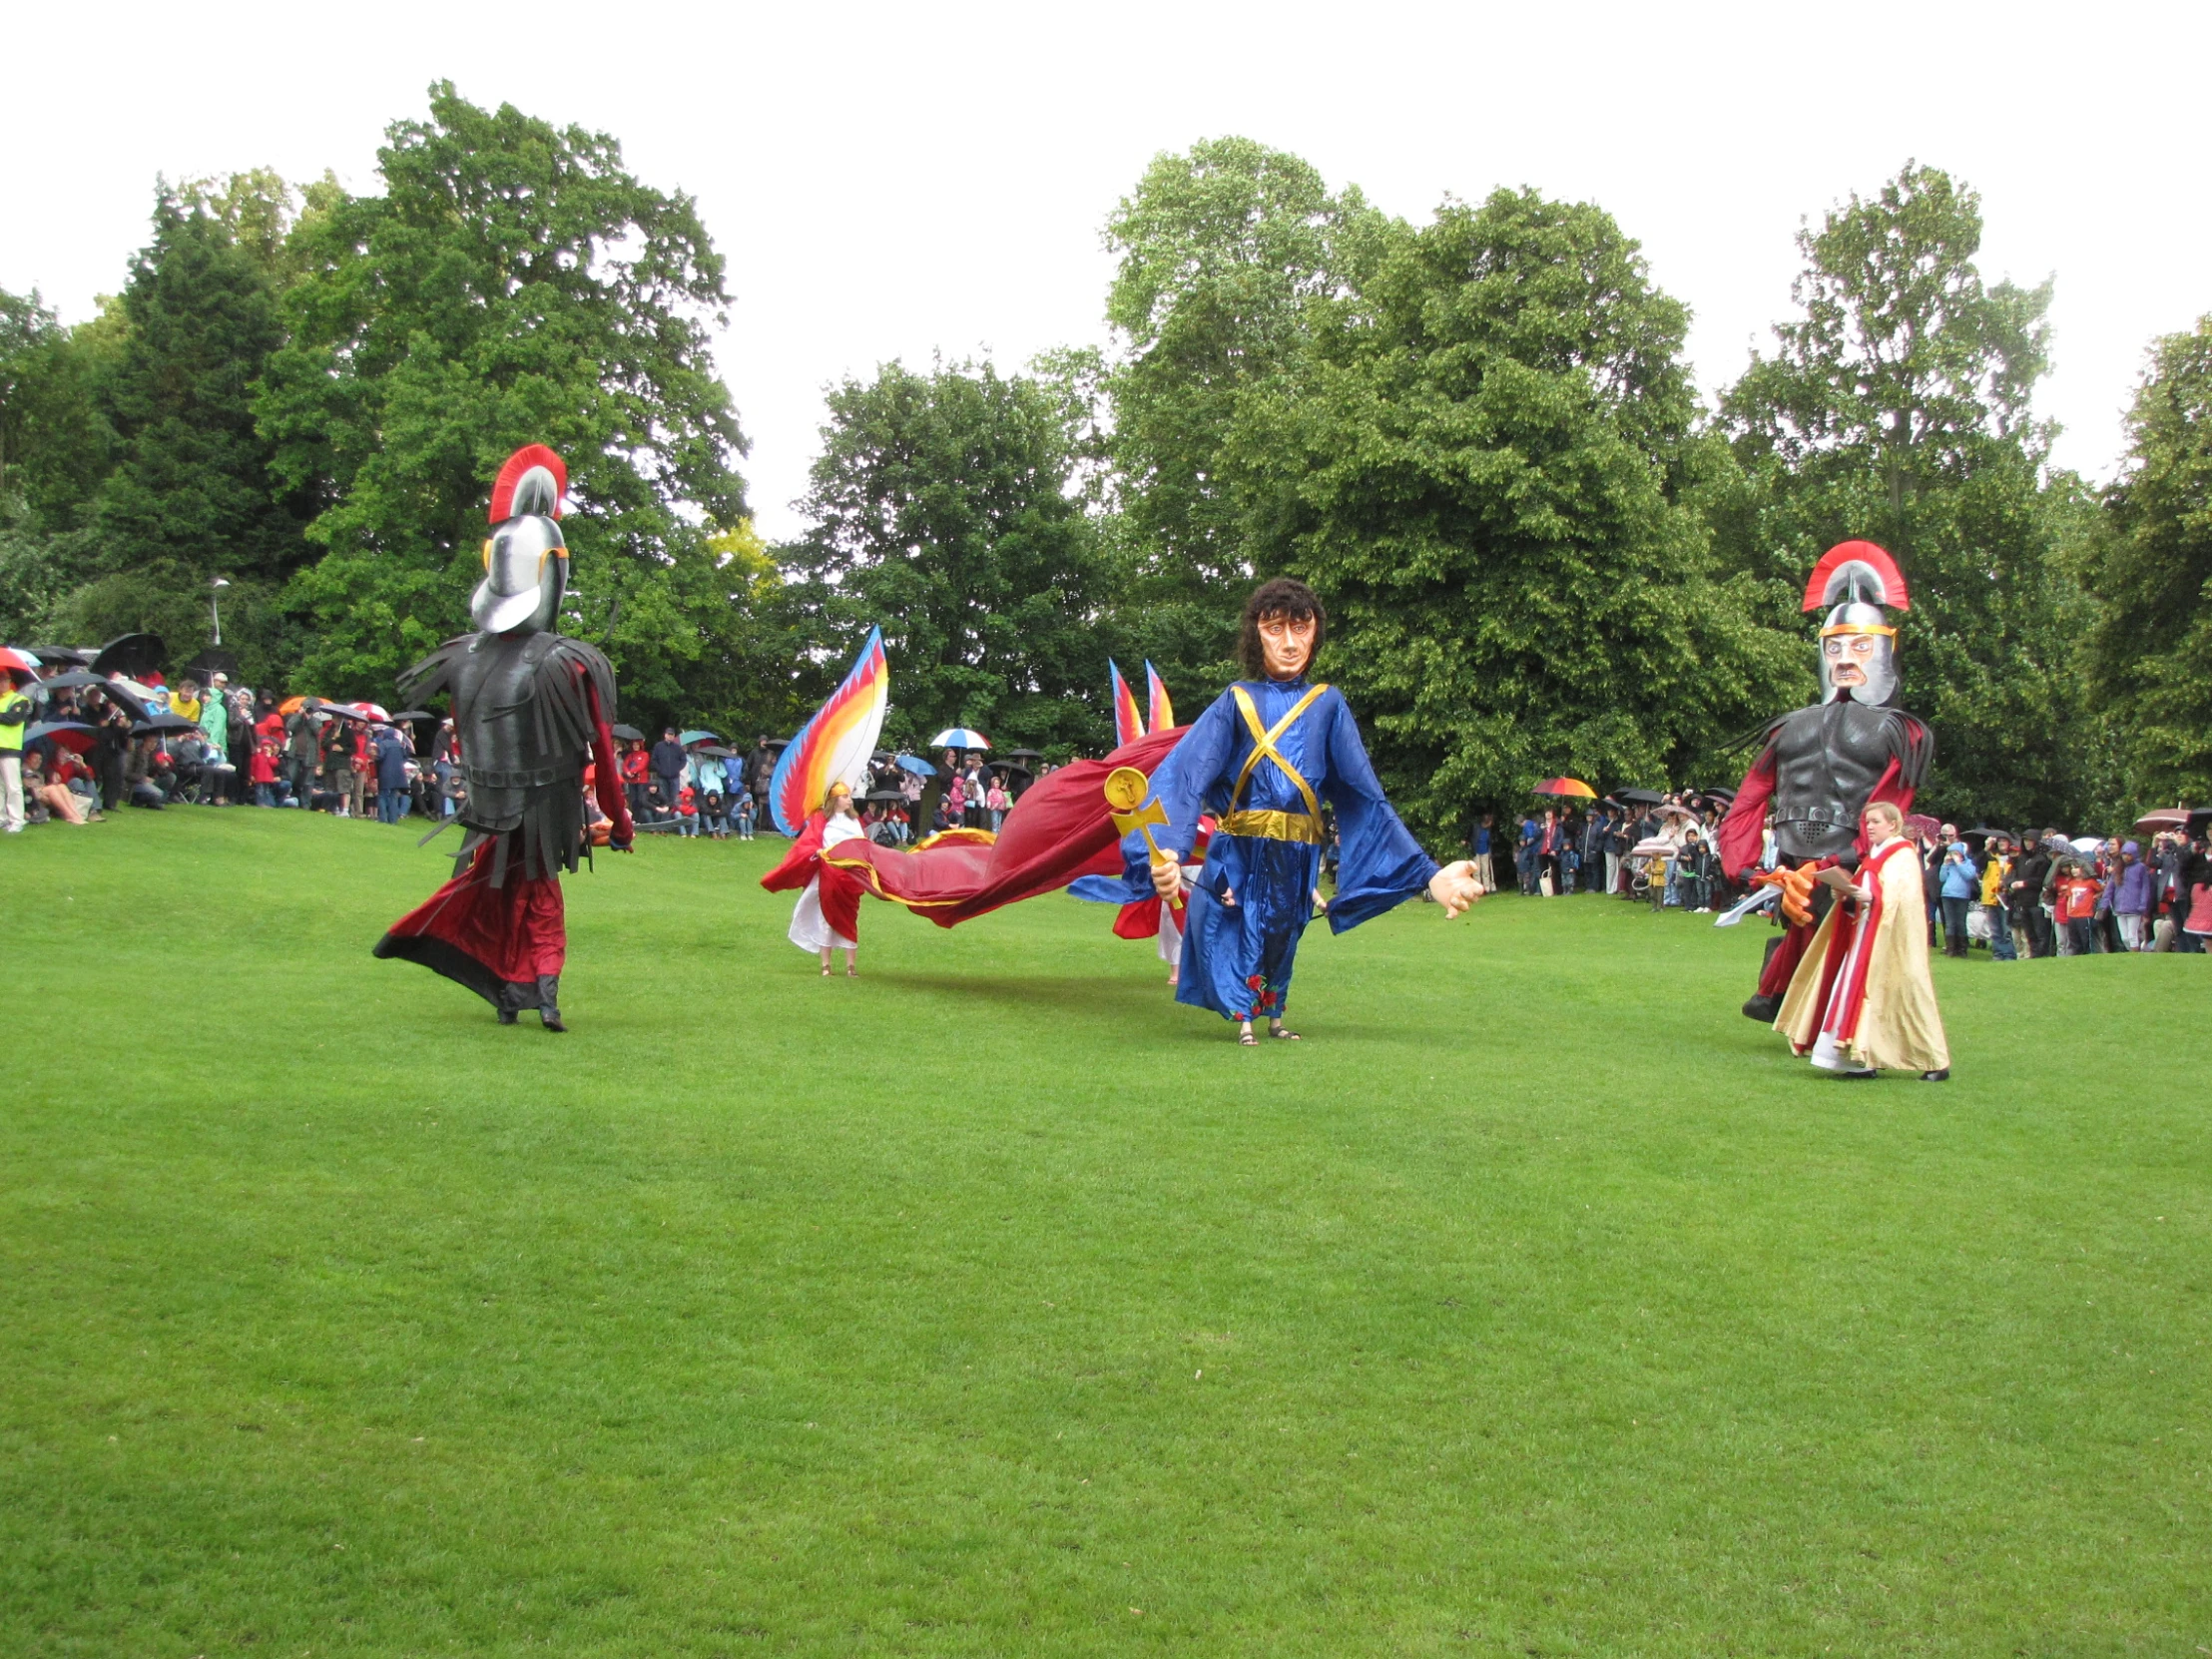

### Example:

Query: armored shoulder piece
xmin=529 ymin=635 xmax=617 ymax=756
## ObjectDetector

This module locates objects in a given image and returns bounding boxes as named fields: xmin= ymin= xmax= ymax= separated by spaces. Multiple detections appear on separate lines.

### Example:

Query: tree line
xmin=3 ymin=89 xmax=2206 ymax=835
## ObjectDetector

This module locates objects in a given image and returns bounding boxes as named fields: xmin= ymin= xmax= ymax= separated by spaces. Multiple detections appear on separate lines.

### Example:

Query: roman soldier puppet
xmin=1718 ymin=540 xmax=1933 ymax=1022
xmin=372 ymin=445 xmax=632 ymax=1029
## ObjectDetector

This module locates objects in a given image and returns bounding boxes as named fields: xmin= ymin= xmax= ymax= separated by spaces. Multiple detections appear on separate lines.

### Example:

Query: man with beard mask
xmin=1719 ymin=542 xmax=1934 ymax=1021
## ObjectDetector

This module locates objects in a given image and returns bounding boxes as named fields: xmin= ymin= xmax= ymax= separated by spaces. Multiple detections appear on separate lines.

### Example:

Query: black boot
xmin=1741 ymin=992 xmax=1783 ymax=1023
xmin=536 ymin=974 xmax=565 ymax=1032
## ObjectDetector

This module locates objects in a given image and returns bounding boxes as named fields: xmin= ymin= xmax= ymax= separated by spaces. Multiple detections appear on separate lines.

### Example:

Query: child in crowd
xmin=2055 ymin=858 xmax=2102 ymax=956
xmin=733 ymin=791 xmax=755 ymax=839
xmin=986 ymin=778 xmax=1010 ymax=831
xmin=676 ymin=784 xmax=700 ymax=836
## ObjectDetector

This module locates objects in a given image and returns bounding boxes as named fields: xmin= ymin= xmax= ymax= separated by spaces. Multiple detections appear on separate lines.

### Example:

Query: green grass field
xmin=3 ymin=807 xmax=2206 ymax=1656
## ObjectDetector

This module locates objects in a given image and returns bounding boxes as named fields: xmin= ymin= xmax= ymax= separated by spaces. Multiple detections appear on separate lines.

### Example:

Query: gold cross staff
xmin=1104 ymin=766 xmax=1183 ymax=913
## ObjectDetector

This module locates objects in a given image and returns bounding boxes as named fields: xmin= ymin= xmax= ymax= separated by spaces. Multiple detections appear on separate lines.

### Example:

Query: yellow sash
xmin=1228 ymin=683 xmax=1327 ymax=825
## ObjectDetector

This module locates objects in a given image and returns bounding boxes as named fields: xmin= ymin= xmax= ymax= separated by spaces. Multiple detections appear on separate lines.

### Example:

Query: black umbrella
xmin=695 ymin=745 xmax=737 ymax=758
xmin=610 ymin=723 xmax=645 ymax=743
xmin=764 ymin=736 xmax=791 ymax=749
xmin=132 ymin=714 xmax=202 ymax=737
xmin=1961 ymin=826 xmax=2011 ymax=839
xmin=23 ymin=644 xmax=91 ymax=666
xmin=31 ymin=671 xmax=148 ymax=722
xmin=1003 ymin=748 xmax=1044 ymax=761
xmin=1617 ymin=788 xmax=1665 ymax=805
xmin=864 ymin=789 xmax=906 ymax=803
xmin=182 ymin=648 xmax=243 ymax=683
xmin=389 ymin=709 xmax=436 ymax=723
xmin=93 ymin=633 xmax=166 ymax=679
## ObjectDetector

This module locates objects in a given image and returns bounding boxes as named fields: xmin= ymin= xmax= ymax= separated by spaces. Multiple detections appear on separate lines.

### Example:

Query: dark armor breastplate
xmin=451 ymin=632 xmax=583 ymax=832
xmin=1770 ymin=700 xmax=1896 ymax=863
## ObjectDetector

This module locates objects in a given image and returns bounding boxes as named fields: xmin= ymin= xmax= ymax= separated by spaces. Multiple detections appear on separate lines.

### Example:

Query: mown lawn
xmin=2 ymin=806 xmax=2205 ymax=1656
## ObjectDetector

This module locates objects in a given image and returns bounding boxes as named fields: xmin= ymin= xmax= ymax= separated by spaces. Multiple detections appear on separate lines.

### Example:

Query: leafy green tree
xmin=780 ymin=357 xmax=1108 ymax=751
xmin=0 ymin=288 xmax=112 ymax=526
xmin=1719 ymin=163 xmax=2085 ymax=826
xmin=1102 ymin=139 xmax=1385 ymax=690
xmin=2082 ymin=316 xmax=2212 ymax=805
xmin=51 ymin=188 xmax=314 ymax=681
xmin=1223 ymin=189 xmax=1802 ymax=839
xmin=0 ymin=288 xmax=125 ymax=644
xmin=259 ymin=82 xmax=748 ymax=700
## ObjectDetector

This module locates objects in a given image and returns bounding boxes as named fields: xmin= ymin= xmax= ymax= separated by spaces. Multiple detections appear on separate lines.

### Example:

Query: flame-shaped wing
xmin=1109 ymin=660 xmax=1145 ymax=749
xmin=1144 ymin=661 xmax=1174 ymax=733
xmin=769 ymin=628 xmax=889 ymax=835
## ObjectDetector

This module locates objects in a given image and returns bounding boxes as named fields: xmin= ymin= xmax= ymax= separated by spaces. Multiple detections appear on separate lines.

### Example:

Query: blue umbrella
xmin=680 ymin=728 xmax=722 ymax=747
xmin=893 ymin=754 xmax=936 ymax=777
xmin=930 ymin=728 xmax=990 ymax=751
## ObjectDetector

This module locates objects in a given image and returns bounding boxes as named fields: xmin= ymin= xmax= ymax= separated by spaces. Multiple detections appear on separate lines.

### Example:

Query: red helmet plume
xmin=1803 ymin=540 xmax=1909 ymax=613
xmin=489 ymin=444 xmax=567 ymax=523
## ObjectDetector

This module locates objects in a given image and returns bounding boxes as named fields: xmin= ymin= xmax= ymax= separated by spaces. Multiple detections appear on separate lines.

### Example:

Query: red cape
xmin=761 ymin=812 xmax=870 ymax=942
xmin=810 ymin=727 xmax=1185 ymax=929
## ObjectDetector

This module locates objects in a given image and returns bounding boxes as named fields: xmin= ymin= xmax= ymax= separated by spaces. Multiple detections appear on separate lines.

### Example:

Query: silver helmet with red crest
xmin=471 ymin=445 xmax=569 ymax=634
xmin=1804 ymin=540 xmax=1910 ymax=707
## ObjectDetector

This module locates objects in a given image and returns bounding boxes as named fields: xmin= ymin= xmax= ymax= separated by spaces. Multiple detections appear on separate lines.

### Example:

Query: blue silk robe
xmin=1120 ymin=677 xmax=1439 ymax=1022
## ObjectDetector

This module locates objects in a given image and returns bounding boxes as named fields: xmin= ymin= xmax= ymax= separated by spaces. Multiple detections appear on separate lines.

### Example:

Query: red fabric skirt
xmin=373 ymin=834 xmax=566 ymax=1007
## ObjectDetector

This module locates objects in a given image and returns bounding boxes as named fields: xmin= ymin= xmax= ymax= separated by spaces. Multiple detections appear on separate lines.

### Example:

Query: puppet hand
xmin=611 ymin=835 xmax=633 ymax=853
xmin=1429 ymin=859 xmax=1483 ymax=918
xmin=1778 ymin=861 xmax=1819 ymax=926
xmin=1150 ymin=853 xmax=1182 ymax=901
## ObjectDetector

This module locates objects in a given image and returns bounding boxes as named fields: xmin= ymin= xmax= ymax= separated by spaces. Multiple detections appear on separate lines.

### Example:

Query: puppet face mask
xmin=1818 ymin=602 xmax=1900 ymax=705
xmin=1258 ymin=612 xmax=1317 ymax=680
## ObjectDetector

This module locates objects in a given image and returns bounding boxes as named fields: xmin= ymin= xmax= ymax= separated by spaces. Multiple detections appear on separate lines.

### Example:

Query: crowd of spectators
xmin=1472 ymin=795 xmax=2212 ymax=955
xmin=9 ymin=654 xmax=2206 ymax=960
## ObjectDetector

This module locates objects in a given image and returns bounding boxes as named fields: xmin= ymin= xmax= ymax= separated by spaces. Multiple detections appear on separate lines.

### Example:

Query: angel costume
xmin=768 ymin=809 xmax=869 ymax=953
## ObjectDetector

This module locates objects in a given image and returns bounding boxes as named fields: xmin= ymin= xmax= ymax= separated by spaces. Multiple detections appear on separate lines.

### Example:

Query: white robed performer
xmin=1776 ymin=800 xmax=1950 ymax=1081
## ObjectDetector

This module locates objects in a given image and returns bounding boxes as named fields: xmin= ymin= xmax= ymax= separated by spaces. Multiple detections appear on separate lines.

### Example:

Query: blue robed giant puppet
xmin=1125 ymin=578 xmax=1483 ymax=1044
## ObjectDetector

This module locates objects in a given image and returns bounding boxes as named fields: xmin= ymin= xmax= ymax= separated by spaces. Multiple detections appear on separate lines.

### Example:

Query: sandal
xmin=1238 ymin=1027 xmax=1258 ymax=1046
xmin=1269 ymin=1026 xmax=1302 ymax=1041
xmin=821 ymin=966 xmax=832 ymax=977
xmin=845 ymin=966 xmax=858 ymax=978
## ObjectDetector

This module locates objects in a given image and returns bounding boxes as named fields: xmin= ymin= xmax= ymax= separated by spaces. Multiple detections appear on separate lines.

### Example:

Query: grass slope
xmin=2 ymin=808 xmax=2206 ymax=1657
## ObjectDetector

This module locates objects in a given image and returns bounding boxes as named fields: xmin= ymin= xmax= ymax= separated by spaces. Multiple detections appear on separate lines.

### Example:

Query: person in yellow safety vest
xmin=0 ymin=661 xmax=35 ymax=834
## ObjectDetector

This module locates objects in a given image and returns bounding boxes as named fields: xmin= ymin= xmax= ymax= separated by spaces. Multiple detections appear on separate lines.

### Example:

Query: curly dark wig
xmin=1237 ymin=577 xmax=1327 ymax=681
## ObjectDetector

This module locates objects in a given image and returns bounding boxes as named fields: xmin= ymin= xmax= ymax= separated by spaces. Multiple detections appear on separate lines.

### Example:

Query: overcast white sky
xmin=6 ymin=0 xmax=2205 ymax=541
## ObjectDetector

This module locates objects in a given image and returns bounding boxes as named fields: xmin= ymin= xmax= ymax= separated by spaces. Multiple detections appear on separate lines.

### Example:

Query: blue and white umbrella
xmin=930 ymin=728 xmax=990 ymax=751
xmin=893 ymin=754 xmax=936 ymax=777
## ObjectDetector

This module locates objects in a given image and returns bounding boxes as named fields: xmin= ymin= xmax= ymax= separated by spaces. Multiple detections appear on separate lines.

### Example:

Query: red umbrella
xmin=1532 ymin=777 xmax=1596 ymax=799
xmin=27 ymin=720 xmax=96 ymax=754
xmin=0 ymin=647 xmax=38 ymax=678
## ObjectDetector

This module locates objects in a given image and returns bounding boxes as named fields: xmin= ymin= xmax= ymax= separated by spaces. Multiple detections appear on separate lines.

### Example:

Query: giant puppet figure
xmin=1132 ymin=577 xmax=1483 ymax=1043
xmin=1718 ymin=541 xmax=1932 ymax=1022
xmin=373 ymin=445 xmax=632 ymax=1030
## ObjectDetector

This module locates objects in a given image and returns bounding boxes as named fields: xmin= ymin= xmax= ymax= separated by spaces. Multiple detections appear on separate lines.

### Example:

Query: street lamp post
xmin=210 ymin=577 xmax=231 ymax=645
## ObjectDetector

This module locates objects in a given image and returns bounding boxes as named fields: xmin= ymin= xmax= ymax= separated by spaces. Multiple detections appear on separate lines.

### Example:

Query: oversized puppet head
xmin=472 ymin=445 xmax=569 ymax=634
xmin=1804 ymin=540 xmax=1911 ymax=707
